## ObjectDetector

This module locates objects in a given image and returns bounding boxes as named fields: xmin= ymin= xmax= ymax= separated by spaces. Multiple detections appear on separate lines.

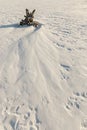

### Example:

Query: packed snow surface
xmin=0 ymin=0 xmax=87 ymax=130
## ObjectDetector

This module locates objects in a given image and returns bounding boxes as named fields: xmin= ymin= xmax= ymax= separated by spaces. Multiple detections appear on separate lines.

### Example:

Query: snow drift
xmin=0 ymin=0 xmax=87 ymax=130
xmin=0 ymin=25 xmax=61 ymax=130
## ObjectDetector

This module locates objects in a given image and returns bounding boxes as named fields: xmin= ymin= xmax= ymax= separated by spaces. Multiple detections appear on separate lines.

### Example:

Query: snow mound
xmin=0 ymin=26 xmax=61 ymax=130
xmin=0 ymin=0 xmax=87 ymax=129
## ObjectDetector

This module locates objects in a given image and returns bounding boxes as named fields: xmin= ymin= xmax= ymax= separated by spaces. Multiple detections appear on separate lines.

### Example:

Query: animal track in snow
xmin=60 ymin=63 xmax=71 ymax=80
xmin=74 ymin=92 xmax=87 ymax=99
xmin=81 ymin=118 xmax=87 ymax=130
xmin=65 ymin=96 xmax=81 ymax=110
xmin=60 ymin=70 xmax=69 ymax=80
xmin=60 ymin=64 xmax=71 ymax=71
xmin=2 ymin=100 xmax=41 ymax=130
xmin=65 ymin=91 xmax=87 ymax=112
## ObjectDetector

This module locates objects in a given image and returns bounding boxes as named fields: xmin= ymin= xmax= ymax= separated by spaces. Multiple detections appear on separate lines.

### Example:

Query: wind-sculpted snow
xmin=0 ymin=25 xmax=61 ymax=130
xmin=0 ymin=0 xmax=87 ymax=130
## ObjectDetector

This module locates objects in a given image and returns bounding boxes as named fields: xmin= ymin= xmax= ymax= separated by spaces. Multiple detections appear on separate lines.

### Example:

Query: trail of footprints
xmin=65 ymin=91 xmax=87 ymax=129
xmin=2 ymin=101 xmax=41 ymax=130
xmin=66 ymin=91 xmax=87 ymax=110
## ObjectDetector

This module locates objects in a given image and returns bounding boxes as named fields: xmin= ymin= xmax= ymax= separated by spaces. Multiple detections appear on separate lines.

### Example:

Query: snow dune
xmin=0 ymin=0 xmax=87 ymax=130
xmin=0 ymin=25 xmax=61 ymax=130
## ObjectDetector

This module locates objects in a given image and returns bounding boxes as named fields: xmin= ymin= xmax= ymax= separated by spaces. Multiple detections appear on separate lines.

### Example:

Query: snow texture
xmin=0 ymin=0 xmax=87 ymax=130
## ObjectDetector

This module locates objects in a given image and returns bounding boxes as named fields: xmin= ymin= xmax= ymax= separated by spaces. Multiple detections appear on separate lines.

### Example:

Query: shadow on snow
xmin=0 ymin=23 xmax=42 ymax=30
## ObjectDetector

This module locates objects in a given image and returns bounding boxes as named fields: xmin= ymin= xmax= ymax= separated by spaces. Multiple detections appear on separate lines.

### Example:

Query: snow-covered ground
xmin=0 ymin=0 xmax=87 ymax=130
